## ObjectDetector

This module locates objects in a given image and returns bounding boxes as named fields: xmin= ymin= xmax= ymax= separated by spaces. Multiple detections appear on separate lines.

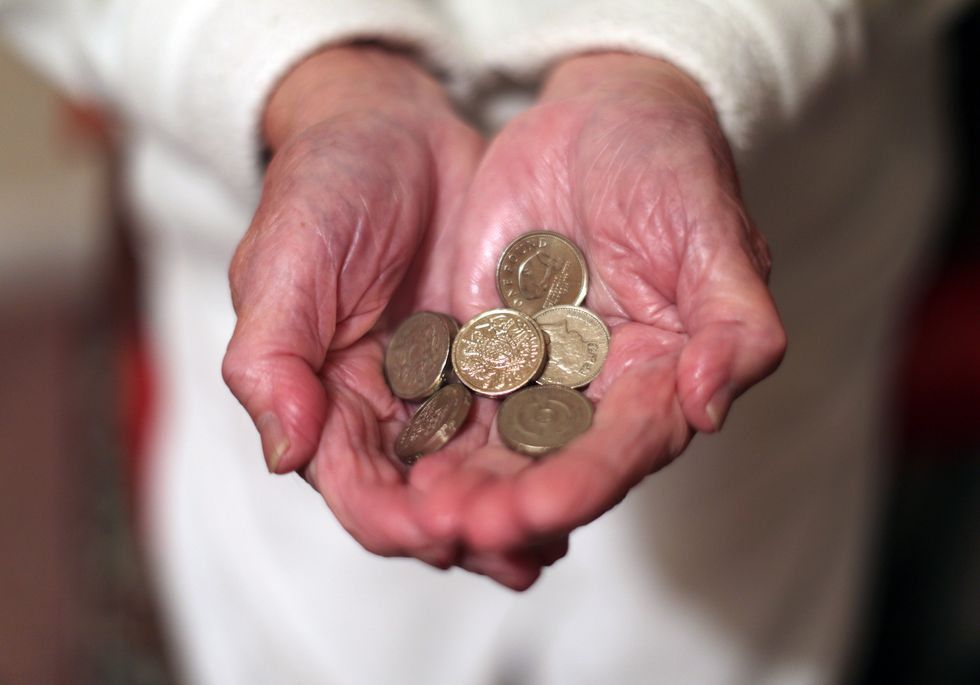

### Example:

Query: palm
xmin=243 ymin=114 xmax=566 ymax=586
xmin=306 ymin=123 xmax=580 ymax=583
xmin=410 ymin=81 xmax=781 ymax=553
xmin=227 ymin=51 xmax=784 ymax=587
xmin=225 ymin=108 xmax=476 ymax=552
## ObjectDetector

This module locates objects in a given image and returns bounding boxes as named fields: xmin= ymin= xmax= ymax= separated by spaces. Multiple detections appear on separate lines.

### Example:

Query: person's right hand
xmin=221 ymin=46 xmax=564 ymax=589
xmin=405 ymin=52 xmax=786 ymax=561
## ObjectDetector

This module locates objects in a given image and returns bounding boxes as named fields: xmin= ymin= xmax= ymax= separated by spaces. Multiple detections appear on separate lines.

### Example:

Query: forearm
xmin=539 ymin=52 xmax=715 ymax=117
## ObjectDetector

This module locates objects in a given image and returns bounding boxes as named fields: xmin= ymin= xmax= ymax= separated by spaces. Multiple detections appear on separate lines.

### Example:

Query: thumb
xmin=223 ymin=335 xmax=329 ymax=474
xmin=222 ymin=246 xmax=337 ymax=474
xmin=676 ymin=221 xmax=786 ymax=433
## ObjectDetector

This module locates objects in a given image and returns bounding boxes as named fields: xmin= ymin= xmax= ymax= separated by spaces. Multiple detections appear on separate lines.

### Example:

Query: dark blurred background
xmin=852 ymin=9 xmax=980 ymax=685
xmin=0 ymin=11 xmax=978 ymax=685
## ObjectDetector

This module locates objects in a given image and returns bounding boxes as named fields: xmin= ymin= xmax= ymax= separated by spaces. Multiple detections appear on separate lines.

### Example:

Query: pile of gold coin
xmin=384 ymin=231 xmax=610 ymax=465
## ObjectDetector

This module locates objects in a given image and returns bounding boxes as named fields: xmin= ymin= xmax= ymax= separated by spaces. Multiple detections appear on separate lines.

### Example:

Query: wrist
xmin=541 ymin=52 xmax=716 ymax=119
xmin=262 ymin=44 xmax=451 ymax=152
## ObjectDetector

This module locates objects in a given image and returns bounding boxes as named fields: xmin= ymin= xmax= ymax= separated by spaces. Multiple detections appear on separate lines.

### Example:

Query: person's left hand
xmin=222 ymin=45 xmax=565 ymax=590
xmin=407 ymin=53 xmax=786 ymax=555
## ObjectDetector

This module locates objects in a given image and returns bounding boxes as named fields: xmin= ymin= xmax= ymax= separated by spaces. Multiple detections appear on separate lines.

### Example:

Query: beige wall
xmin=0 ymin=42 xmax=110 ymax=307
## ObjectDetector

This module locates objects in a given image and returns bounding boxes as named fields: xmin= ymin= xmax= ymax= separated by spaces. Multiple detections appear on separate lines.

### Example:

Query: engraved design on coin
xmin=496 ymin=231 xmax=588 ymax=315
xmin=497 ymin=385 xmax=593 ymax=457
xmin=384 ymin=312 xmax=453 ymax=401
xmin=451 ymin=309 xmax=546 ymax=397
xmin=533 ymin=306 xmax=610 ymax=388
xmin=394 ymin=384 xmax=473 ymax=463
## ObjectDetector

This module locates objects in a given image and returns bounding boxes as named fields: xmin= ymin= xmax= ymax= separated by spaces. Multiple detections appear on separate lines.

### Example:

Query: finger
xmin=416 ymin=544 xmax=462 ymax=571
xmin=414 ymin=441 xmax=529 ymax=543
xmin=458 ymin=535 xmax=569 ymax=588
xmin=406 ymin=398 xmax=515 ymax=542
xmin=310 ymin=435 xmax=435 ymax=558
xmin=461 ymin=358 xmax=689 ymax=552
xmin=414 ymin=455 xmax=492 ymax=541
xmin=538 ymin=537 xmax=570 ymax=567
xmin=676 ymin=213 xmax=786 ymax=432
xmin=459 ymin=549 xmax=544 ymax=591
xmin=223 ymin=275 xmax=333 ymax=474
xmin=306 ymin=377 xmax=451 ymax=559
xmin=300 ymin=459 xmax=458 ymax=569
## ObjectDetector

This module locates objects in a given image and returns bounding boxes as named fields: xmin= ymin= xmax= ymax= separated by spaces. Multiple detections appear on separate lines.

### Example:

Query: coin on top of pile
xmin=394 ymin=383 xmax=473 ymax=465
xmin=497 ymin=385 xmax=593 ymax=457
xmin=384 ymin=311 xmax=457 ymax=401
xmin=451 ymin=308 xmax=547 ymax=397
xmin=533 ymin=305 xmax=610 ymax=388
xmin=496 ymin=231 xmax=588 ymax=315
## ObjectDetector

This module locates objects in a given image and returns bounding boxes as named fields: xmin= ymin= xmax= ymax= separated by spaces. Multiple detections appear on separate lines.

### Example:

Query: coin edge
xmin=394 ymin=384 xmax=473 ymax=462
xmin=384 ymin=311 xmax=455 ymax=401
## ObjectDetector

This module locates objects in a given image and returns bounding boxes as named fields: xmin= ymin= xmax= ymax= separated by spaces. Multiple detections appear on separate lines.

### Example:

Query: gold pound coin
xmin=497 ymin=385 xmax=593 ymax=457
xmin=439 ymin=314 xmax=462 ymax=383
xmin=533 ymin=305 xmax=610 ymax=388
xmin=394 ymin=383 xmax=473 ymax=464
xmin=451 ymin=309 xmax=547 ymax=397
xmin=438 ymin=313 xmax=460 ymax=337
xmin=496 ymin=231 xmax=588 ymax=315
xmin=384 ymin=311 xmax=455 ymax=401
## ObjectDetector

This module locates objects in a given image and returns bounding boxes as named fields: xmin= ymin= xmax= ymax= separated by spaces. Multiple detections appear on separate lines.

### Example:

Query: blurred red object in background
xmin=897 ymin=258 xmax=980 ymax=454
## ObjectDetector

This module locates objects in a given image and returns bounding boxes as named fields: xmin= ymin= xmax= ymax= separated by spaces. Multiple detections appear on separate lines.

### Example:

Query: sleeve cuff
xmin=477 ymin=0 xmax=860 ymax=154
xmin=119 ymin=0 xmax=458 ymax=199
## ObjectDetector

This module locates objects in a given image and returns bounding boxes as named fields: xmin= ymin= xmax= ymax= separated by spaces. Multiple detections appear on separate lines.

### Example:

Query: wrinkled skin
xmin=223 ymin=48 xmax=786 ymax=590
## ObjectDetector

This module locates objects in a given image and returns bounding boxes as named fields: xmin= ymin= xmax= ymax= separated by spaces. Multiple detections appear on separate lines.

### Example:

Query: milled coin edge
xmin=384 ymin=311 xmax=454 ymax=402
xmin=394 ymin=383 xmax=473 ymax=463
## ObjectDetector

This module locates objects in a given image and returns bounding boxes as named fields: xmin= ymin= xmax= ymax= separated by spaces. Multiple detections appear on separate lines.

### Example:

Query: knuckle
xmin=756 ymin=320 xmax=788 ymax=366
xmin=221 ymin=344 xmax=259 ymax=398
xmin=358 ymin=535 xmax=402 ymax=559
xmin=219 ymin=351 xmax=239 ymax=389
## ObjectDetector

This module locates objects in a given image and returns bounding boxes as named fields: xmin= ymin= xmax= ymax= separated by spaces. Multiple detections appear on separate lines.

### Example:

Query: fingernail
xmin=257 ymin=412 xmax=290 ymax=472
xmin=705 ymin=384 xmax=735 ymax=432
xmin=301 ymin=459 xmax=319 ymax=488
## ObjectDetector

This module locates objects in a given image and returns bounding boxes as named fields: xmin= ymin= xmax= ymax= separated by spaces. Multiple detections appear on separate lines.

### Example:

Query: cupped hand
xmin=221 ymin=46 xmax=560 ymax=588
xmin=410 ymin=53 xmax=787 ymax=554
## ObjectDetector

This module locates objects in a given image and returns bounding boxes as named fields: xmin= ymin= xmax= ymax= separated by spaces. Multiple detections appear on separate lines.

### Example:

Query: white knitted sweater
xmin=0 ymin=1 xmax=869 ymax=193
xmin=0 ymin=2 xmax=972 ymax=684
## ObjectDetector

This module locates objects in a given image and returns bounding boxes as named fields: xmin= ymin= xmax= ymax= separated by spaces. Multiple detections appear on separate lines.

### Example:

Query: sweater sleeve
xmin=473 ymin=0 xmax=864 ymax=155
xmin=1 ymin=0 xmax=456 ymax=197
